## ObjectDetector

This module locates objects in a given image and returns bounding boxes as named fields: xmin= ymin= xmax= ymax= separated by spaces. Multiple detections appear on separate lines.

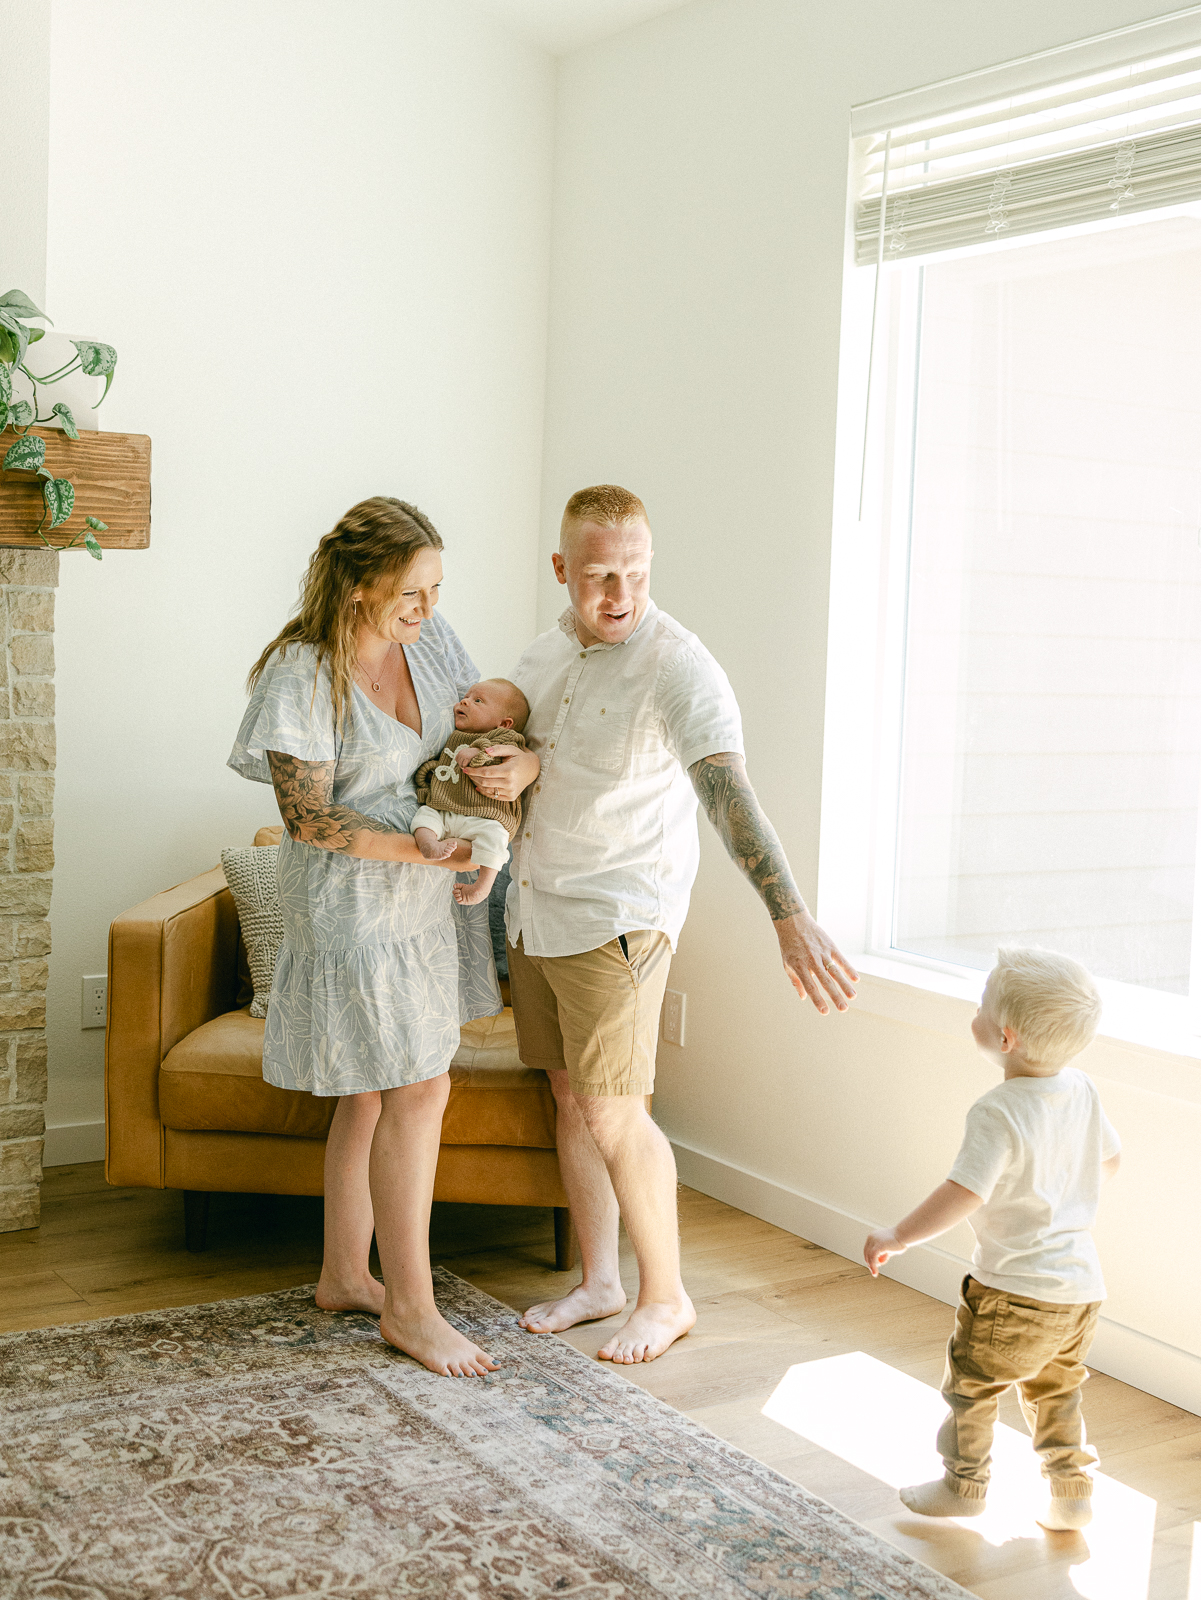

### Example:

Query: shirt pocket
xmin=570 ymin=702 xmax=631 ymax=774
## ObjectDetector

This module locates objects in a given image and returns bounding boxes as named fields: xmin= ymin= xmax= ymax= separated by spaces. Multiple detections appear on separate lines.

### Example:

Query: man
xmin=478 ymin=485 xmax=858 ymax=1364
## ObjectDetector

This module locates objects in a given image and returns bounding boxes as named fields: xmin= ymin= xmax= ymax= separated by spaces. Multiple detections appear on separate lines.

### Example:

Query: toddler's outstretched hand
xmin=864 ymin=1227 xmax=905 ymax=1277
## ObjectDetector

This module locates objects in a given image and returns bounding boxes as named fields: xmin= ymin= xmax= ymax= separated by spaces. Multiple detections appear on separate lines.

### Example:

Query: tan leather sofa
xmin=105 ymin=828 xmax=572 ymax=1268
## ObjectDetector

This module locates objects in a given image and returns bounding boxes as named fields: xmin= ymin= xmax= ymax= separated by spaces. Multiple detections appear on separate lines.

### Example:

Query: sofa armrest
xmin=106 ymin=865 xmax=241 ymax=1188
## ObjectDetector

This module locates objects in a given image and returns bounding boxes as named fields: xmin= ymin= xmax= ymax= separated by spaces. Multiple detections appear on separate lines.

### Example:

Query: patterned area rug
xmin=1 ymin=1269 xmax=973 ymax=1599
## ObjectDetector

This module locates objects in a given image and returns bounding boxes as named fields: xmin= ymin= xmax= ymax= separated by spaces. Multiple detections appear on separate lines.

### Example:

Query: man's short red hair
xmin=561 ymin=484 xmax=649 ymax=534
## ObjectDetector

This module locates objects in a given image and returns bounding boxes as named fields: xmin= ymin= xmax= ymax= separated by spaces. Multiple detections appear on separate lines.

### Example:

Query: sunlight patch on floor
xmin=1189 ymin=1521 xmax=1201 ymax=1599
xmin=763 ymin=1352 xmax=1157 ymax=1600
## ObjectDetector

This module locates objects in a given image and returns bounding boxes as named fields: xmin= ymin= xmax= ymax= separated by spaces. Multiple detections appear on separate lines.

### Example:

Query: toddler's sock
xmin=1037 ymin=1496 xmax=1092 ymax=1531
xmin=899 ymin=1479 xmax=986 ymax=1518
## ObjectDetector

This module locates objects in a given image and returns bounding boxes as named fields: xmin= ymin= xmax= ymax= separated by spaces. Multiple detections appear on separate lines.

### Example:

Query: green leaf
xmin=27 ymin=327 xmax=44 ymax=346
xmin=0 ymin=401 xmax=7 ymax=433
xmin=36 ymin=467 xmax=53 ymax=482
xmin=0 ymin=328 xmax=16 ymax=365
xmin=0 ymin=366 xmax=9 ymax=404
xmin=73 ymin=339 xmax=117 ymax=376
xmin=51 ymin=402 xmax=78 ymax=439
xmin=0 ymin=291 xmax=49 ymax=321
xmin=8 ymin=401 xmax=33 ymax=427
xmin=84 ymin=515 xmax=108 ymax=531
xmin=42 ymin=477 xmax=74 ymax=528
xmin=2 ymin=434 xmax=46 ymax=472
xmin=0 ymin=313 xmax=31 ymax=367
xmin=83 ymin=529 xmax=103 ymax=560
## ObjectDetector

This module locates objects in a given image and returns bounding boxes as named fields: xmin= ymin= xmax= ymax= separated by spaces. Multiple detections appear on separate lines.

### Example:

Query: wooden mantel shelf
xmin=0 ymin=426 xmax=151 ymax=550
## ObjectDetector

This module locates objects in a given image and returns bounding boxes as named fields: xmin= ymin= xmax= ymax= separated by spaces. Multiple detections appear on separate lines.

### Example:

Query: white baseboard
xmin=672 ymin=1139 xmax=1201 ymax=1419
xmin=43 ymin=1120 xmax=105 ymax=1167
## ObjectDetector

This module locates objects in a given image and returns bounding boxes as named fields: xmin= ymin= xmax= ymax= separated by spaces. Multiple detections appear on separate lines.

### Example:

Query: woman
xmin=228 ymin=496 xmax=538 ymax=1376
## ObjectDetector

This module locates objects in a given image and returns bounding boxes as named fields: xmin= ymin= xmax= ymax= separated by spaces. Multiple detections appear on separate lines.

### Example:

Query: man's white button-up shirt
xmin=505 ymin=600 xmax=744 ymax=958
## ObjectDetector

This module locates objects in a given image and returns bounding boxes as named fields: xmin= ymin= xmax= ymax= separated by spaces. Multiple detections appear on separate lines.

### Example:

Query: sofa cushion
xmin=159 ymin=1007 xmax=555 ymax=1148
xmin=220 ymin=846 xmax=283 ymax=1019
xmin=159 ymin=1008 xmax=332 ymax=1139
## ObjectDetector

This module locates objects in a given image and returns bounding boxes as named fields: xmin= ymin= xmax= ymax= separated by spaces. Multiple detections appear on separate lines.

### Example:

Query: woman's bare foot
xmin=598 ymin=1296 xmax=696 ymax=1363
xmin=453 ymin=866 xmax=497 ymax=906
xmin=415 ymin=827 xmax=458 ymax=861
xmin=315 ymin=1274 xmax=386 ymax=1317
xmin=380 ymin=1305 xmax=500 ymax=1376
xmin=519 ymin=1280 xmax=628 ymax=1334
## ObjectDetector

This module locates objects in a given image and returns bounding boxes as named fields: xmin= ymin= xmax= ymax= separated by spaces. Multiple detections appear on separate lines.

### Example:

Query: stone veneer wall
xmin=0 ymin=548 xmax=56 ymax=1233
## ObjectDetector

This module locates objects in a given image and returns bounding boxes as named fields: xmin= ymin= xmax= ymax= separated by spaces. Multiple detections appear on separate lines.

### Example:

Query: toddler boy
xmin=412 ymin=678 xmax=529 ymax=907
xmin=863 ymin=947 xmax=1119 ymax=1530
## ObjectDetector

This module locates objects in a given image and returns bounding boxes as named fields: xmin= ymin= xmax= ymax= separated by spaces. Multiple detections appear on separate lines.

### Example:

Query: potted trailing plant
xmin=0 ymin=289 xmax=119 ymax=559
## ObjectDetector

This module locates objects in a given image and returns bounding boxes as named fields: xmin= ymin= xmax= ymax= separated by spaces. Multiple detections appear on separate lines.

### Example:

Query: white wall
xmin=40 ymin=0 xmax=554 ymax=1138
xmin=542 ymin=0 xmax=1201 ymax=1410
xmin=1 ymin=1 xmax=51 ymax=304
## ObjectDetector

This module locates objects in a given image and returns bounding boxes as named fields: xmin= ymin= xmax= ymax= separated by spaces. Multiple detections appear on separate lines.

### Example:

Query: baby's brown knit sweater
xmin=413 ymin=727 xmax=526 ymax=840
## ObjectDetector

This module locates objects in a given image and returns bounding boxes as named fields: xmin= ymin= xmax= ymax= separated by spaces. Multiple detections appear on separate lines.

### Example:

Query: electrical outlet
xmin=81 ymin=974 xmax=107 ymax=1030
xmin=662 ymin=988 xmax=686 ymax=1046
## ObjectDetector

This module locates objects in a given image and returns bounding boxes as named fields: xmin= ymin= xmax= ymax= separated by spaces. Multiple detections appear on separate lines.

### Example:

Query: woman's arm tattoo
xmin=689 ymin=752 xmax=804 ymax=922
xmin=267 ymin=751 xmax=394 ymax=853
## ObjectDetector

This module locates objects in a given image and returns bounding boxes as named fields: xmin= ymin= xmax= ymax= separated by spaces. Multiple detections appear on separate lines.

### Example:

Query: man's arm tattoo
xmin=267 ymin=751 xmax=394 ymax=853
xmin=689 ymin=752 xmax=804 ymax=922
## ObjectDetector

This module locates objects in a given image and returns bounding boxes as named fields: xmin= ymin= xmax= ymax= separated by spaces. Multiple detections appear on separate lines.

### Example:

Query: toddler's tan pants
xmin=939 ymin=1275 xmax=1100 ymax=1503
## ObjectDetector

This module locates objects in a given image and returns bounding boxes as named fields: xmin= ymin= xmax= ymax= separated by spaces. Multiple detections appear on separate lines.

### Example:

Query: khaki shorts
xmin=507 ymin=930 xmax=673 ymax=1097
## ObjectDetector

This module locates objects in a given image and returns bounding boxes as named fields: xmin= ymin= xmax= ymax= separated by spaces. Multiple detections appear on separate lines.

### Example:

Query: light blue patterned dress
xmin=227 ymin=611 xmax=501 ymax=1097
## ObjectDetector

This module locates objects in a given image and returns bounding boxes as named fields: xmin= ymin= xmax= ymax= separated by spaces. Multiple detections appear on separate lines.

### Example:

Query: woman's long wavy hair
xmin=249 ymin=496 xmax=444 ymax=735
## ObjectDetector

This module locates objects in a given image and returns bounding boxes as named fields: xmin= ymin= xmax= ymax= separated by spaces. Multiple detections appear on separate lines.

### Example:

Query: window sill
xmin=848 ymin=951 xmax=1201 ymax=1104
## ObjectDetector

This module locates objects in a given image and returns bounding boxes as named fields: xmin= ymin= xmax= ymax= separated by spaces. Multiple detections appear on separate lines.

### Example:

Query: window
xmin=827 ymin=26 xmax=1201 ymax=1033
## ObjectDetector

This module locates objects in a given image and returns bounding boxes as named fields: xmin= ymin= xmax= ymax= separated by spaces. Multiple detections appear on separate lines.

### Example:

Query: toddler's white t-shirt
xmin=948 ymin=1068 xmax=1120 ymax=1305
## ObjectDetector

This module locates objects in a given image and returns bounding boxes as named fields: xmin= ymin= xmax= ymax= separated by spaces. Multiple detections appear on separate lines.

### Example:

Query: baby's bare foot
xmin=453 ymin=878 xmax=491 ymax=905
xmin=519 ymin=1281 xmax=627 ymax=1334
xmin=597 ymin=1296 xmax=695 ymax=1363
xmin=415 ymin=827 xmax=457 ymax=861
xmin=899 ymin=1480 xmax=986 ymax=1518
xmin=315 ymin=1273 xmax=386 ymax=1317
xmin=380 ymin=1306 xmax=500 ymax=1376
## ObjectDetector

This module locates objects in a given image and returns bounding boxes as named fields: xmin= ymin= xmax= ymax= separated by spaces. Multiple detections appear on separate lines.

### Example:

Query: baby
xmin=863 ymin=947 xmax=1119 ymax=1531
xmin=412 ymin=678 xmax=529 ymax=907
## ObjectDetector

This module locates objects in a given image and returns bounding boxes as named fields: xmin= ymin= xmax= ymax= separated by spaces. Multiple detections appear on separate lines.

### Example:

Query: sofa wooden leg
xmin=553 ymin=1206 xmax=575 ymax=1272
xmin=184 ymin=1191 xmax=210 ymax=1253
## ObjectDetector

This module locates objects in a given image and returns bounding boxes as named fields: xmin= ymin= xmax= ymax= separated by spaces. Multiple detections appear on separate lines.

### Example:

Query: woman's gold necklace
xmin=355 ymin=655 xmax=388 ymax=694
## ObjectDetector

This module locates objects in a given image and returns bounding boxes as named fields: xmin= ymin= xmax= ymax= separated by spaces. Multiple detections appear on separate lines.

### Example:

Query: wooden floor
xmin=3 ymin=1165 xmax=1198 ymax=1599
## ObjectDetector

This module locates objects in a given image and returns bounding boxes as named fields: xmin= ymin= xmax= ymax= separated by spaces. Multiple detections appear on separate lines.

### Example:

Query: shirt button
xmin=549 ymin=741 xmax=555 ymax=748
xmin=521 ymin=880 xmax=529 ymax=887
xmin=534 ymin=784 xmax=541 ymax=793
xmin=579 ymin=651 xmax=586 ymax=659
xmin=563 ymin=697 xmax=570 ymax=704
xmin=524 ymin=832 xmax=531 ymax=839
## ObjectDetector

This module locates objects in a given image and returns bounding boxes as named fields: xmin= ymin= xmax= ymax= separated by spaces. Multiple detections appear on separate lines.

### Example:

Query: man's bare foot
xmin=598 ymin=1296 xmax=696 ymax=1363
xmin=415 ymin=827 xmax=457 ymax=861
xmin=453 ymin=867 xmax=497 ymax=906
xmin=519 ymin=1281 xmax=628 ymax=1334
xmin=314 ymin=1274 xmax=386 ymax=1317
xmin=380 ymin=1305 xmax=500 ymax=1376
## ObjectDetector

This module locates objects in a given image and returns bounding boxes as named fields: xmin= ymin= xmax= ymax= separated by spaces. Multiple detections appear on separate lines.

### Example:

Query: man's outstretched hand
xmin=775 ymin=909 xmax=858 ymax=1014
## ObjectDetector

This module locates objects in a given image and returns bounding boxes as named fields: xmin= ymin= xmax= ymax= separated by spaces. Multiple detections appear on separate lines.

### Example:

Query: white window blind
xmin=855 ymin=46 xmax=1201 ymax=264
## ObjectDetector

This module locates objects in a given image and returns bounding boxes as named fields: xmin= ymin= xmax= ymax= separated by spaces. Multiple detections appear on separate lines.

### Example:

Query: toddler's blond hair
xmin=989 ymin=947 xmax=1101 ymax=1069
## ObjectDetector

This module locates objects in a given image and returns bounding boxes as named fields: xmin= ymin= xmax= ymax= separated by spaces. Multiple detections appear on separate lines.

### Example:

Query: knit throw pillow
xmin=220 ymin=845 xmax=283 ymax=1020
